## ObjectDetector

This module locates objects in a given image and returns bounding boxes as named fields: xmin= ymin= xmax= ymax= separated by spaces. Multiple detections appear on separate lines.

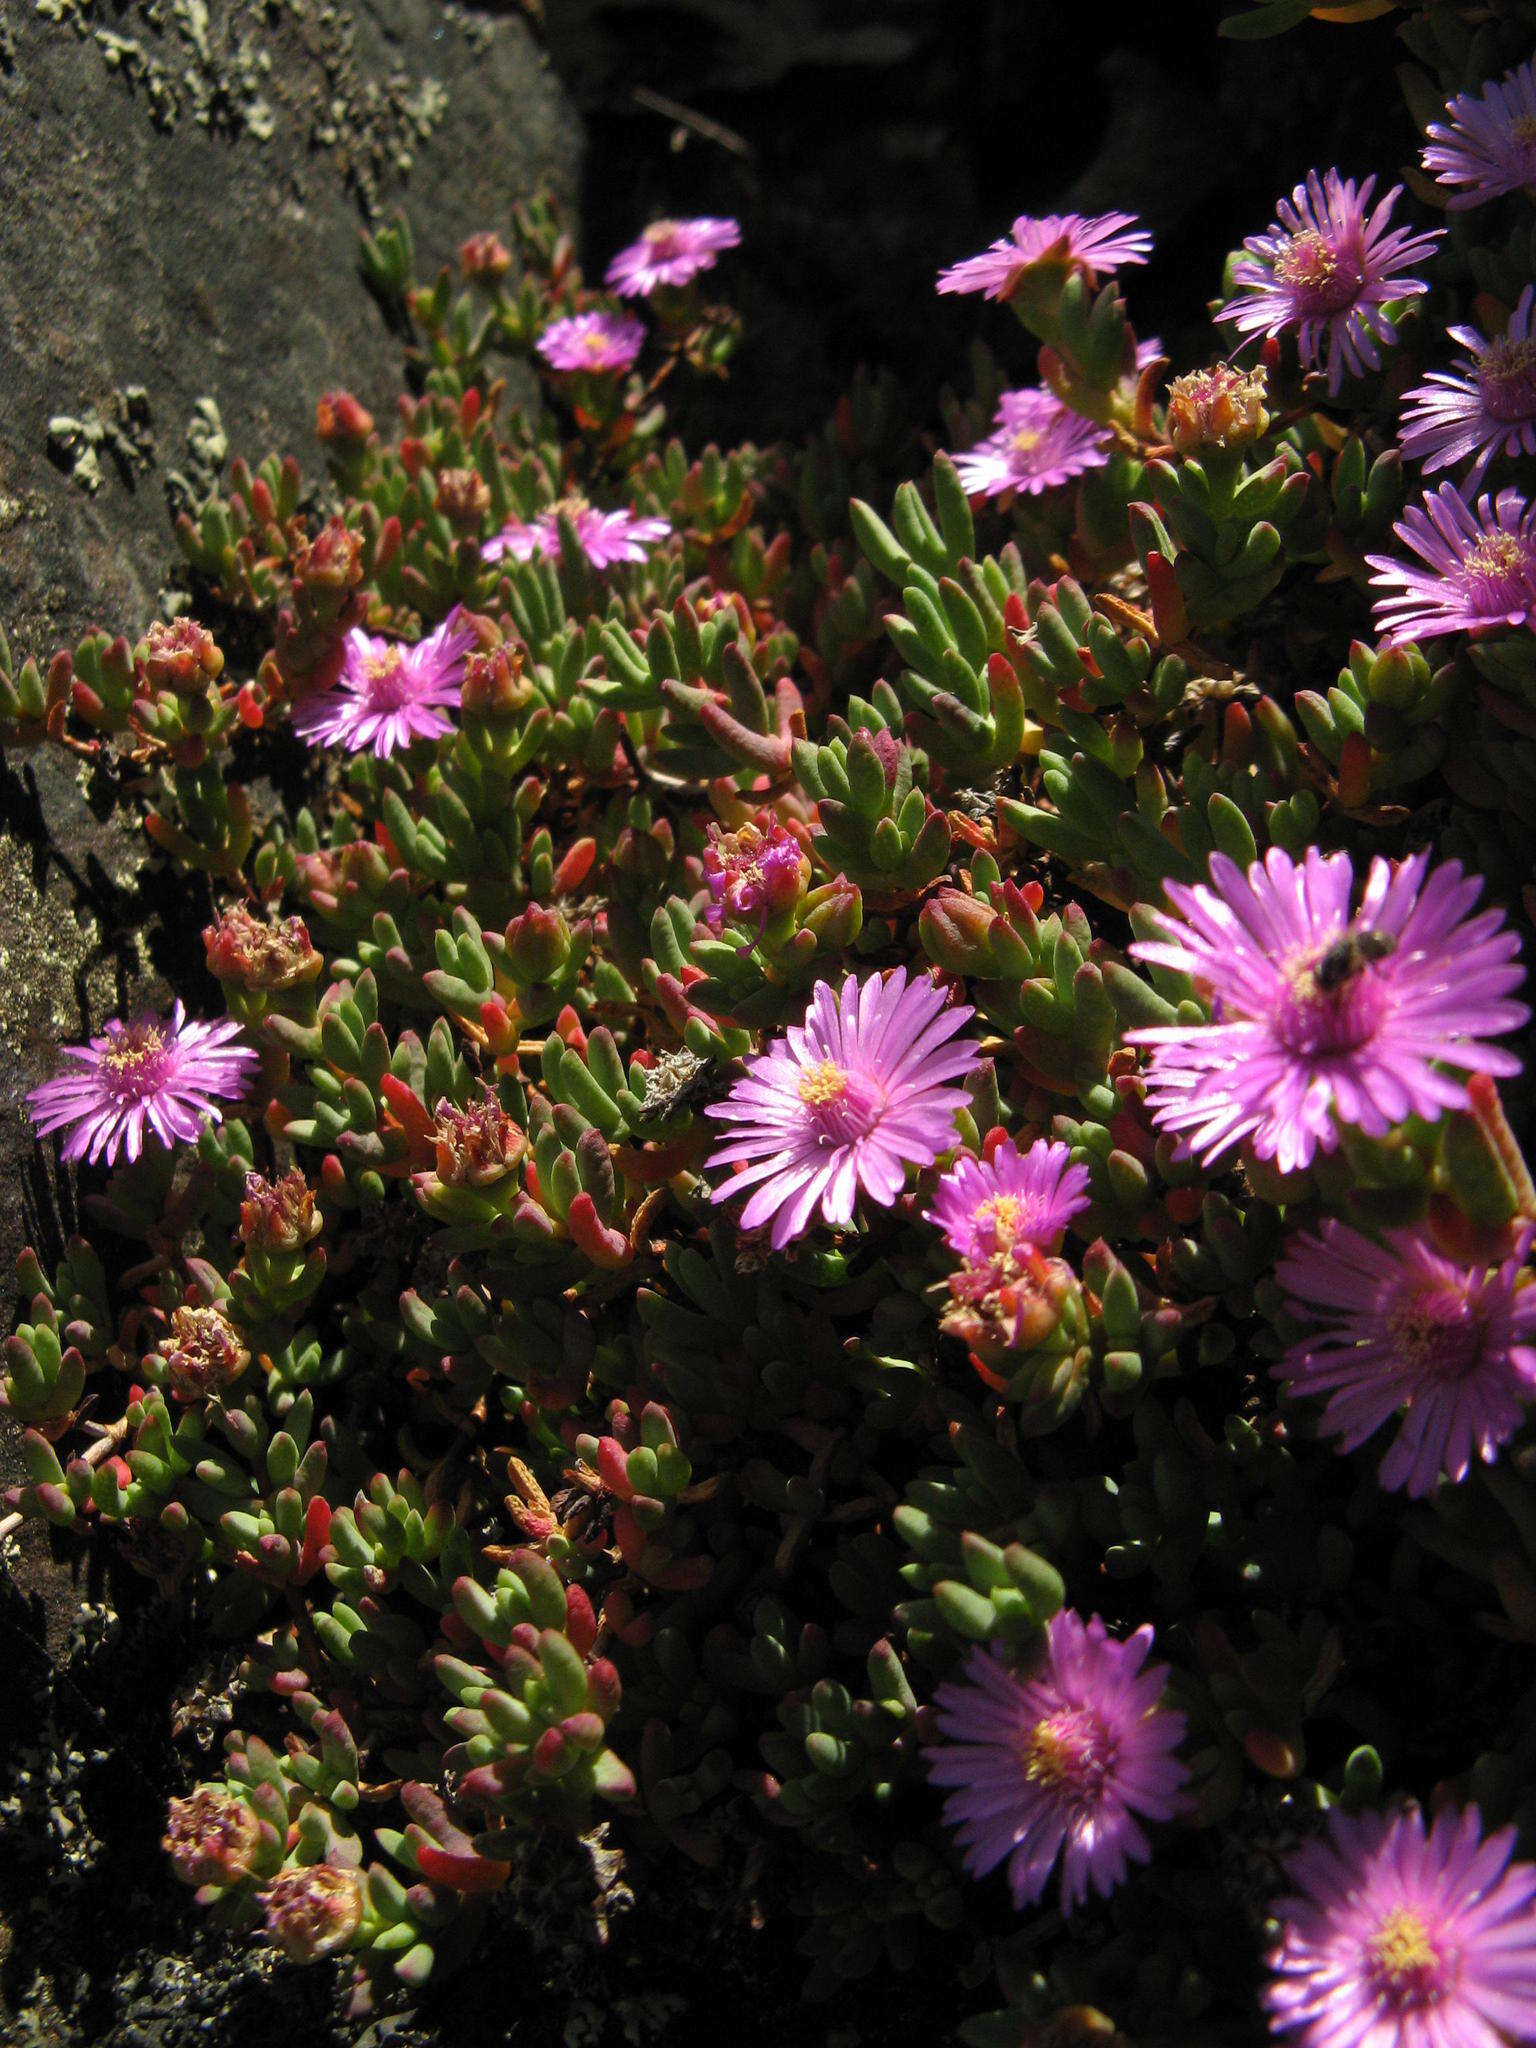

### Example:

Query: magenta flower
xmin=704 ymin=967 xmax=979 ymax=1249
xmin=1275 ymin=1219 xmax=1536 ymax=1498
xmin=1127 ymin=847 xmax=1527 ymax=1175
xmin=482 ymin=500 xmax=670 ymax=570
xmin=480 ymin=516 xmax=544 ymax=565
xmin=936 ymin=210 xmax=1151 ymax=301
xmin=1219 ymin=170 xmax=1441 ymax=395
xmin=1367 ymin=485 xmax=1536 ymax=644
xmin=925 ymin=1137 xmax=1090 ymax=1262
xmin=954 ymin=387 xmax=1112 ymax=498
xmin=536 ymin=310 xmax=645 ymax=374
xmin=701 ymin=818 xmax=807 ymax=940
xmin=604 ymin=216 xmax=740 ymax=298
xmin=1400 ymin=287 xmax=1536 ymax=486
xmin=926 ymin=1613 xmax=1188 ymax=1914
xmin=27 ymin=1002 xmax=257 ymax=1167
xmin=1423 ymin=59 xmax=1536 ymax=209
xmin=291 ymin=612 xmax=476 ymax=758
xmin=1265 ymin=1804 xmax=1536 ymax=2048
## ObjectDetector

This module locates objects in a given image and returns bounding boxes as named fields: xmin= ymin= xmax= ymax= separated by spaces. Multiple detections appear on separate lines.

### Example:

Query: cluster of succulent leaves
xmin=5 ymin=9 xmax=1536 ymax=2039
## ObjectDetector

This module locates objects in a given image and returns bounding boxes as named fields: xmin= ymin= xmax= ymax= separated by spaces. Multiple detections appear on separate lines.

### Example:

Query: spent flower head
xmin=259 ymin=1865 xmax=365 ymax=1964
xmin=705 ymin=967 xmax=979 ymax=1249
xmin=701 ymin=817 xmax=808 ymax=940
xmin=1367 ymin=484 xmax=1536 ymax=643
xmin=27 ymin=1001 xmax=257 ymax=1168
xmin=1220 ymin=170 xmax=1440 ymax=395
xmin=1166 ymin=363 xmax=1271 ymax=452
xmin=927 ymin=1613 xmax=1188 ymax=1913
xmin=1422 ymin=59 xmax=1536 ymax=209
xmin=1128 ymin=847 xmax=1527 ymax=1175
xmin=240 ymin=1167 xmax=319 ymax=1254
xmin=204 ymin=905 xmax=322 ymax=993
xmin=1265 ymin=1804 xmax=1536 ymax=2048
xmin=163 ymin=1790 xmax=262 ymax=1891
xmin=161 ymin=1304 xmax=250 ymax=1404
xmin=1275 ymin=1219 xmax=1536 ymax=1497
xmin=430 ymin=1094 xmax=527 ymax=1188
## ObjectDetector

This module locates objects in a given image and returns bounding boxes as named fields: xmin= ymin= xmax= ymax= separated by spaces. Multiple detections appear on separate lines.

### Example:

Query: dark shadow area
xmin=544 ymin=0 xmax=1407 ymax=440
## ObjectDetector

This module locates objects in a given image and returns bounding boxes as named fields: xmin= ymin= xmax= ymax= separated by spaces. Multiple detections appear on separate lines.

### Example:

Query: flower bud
xmin=293 ymin=518 xmax=364 ymax=596
xmin=865 ymin=726 xmax=904 ymax=787
xmin=506 ymin=904 xmax=571 ymax=984
xmin=314 ymin=391 xmax=374 ymax=445
xmin=919 ymin=887 xmax=997 ymax=974
xmin=259 ymin=1864 xmax=365 ymax=1963
xmin=1165 ymin=364 xmax=1269 ymax=454
xmin=460 ymin=231 xmax=512 ymax=279
xmin=461 ymin=644 xmax=534 ymax=720
xmin=163 ymin=1788 xmax=261 ymax=1889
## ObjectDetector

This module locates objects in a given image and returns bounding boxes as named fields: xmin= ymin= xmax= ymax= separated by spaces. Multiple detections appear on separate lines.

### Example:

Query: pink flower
xmin=290 ymin=612 xmax=475 ymax=757
xmin=926 ymin=1613 xmax=1188 ymax=1914
xmin=937 ymin=210 xmax=1151 ymax=301
xmin=701 ymin=818 xmax=808 ymax=940
xmin=482 ymin=500 xmax=671 ymax=570
xmin=1219 ymin=170 xmax=1441 ymax=395
xmin=1423 ymin=59 xmax=1536 ymax=210
xmin=1265 ymin=1804 xmax=1536 ymax=2048
xmin=1400 ymin=287 xmax=1536 ymax=486
xmin=925 ymin=1137 xmax=1089 ymax=1261
xmin=605 ymin=216 xmax=740 ymax=297
xmin=27 ymin=1002 xmax=257 ymax=1167
xmin=704 ymin=967 xmax=979 ymax=1249
xmin=1275 ymin=1219 xmax=1536 ymax=1498
xmin=954 ymin=387 xmax=1112 ymax=498
xmin=1127 ymin=847 xmax=1527 ymax=1175
xmin=536 ymin=310 xmax=645 ymax=374
xmin=1367 ymin=485 xmax=1536 ymax=644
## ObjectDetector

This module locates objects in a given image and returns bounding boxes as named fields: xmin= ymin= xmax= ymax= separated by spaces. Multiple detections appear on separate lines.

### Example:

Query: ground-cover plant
xmin=6 ymin=5 xmax=1536 ymax=2040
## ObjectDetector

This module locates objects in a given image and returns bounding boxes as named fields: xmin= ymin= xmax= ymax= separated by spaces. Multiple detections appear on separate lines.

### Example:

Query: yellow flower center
xmin=1020 ymin=1706 xmax=1113 ymax=1806
xmin=980 ymin=1194 xmax=1026 ymax=1240
xmin=1274 ymin=230 xmax=1361 ymax=316
xmin=582 ymin=329 xmax=613 ymax=355
xmin=798 ymin=1060 xmax=848 ymax=1107
xmin=101 ymin=1025 xmax=164 ymax=1079
xmin=1466 ymin=532 xmax=1525 ymax=580
xmin=1023 ymin=1722 xmax=1075 ymax=1786
xmin=364 ymin=648 xmax=404 ymax=682
xmin=1276 ymin=231 xmax=1338 ymax=289
xmin=1367 ymin=1907 xmax=1441 ymax=1997
xmin=1010 ymin=428 xmax=1041 ymax=455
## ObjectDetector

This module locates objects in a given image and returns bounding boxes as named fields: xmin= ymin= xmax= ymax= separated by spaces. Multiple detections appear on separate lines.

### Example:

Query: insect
xmin=1314 ymin=928 xmax=1396 ymax=992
